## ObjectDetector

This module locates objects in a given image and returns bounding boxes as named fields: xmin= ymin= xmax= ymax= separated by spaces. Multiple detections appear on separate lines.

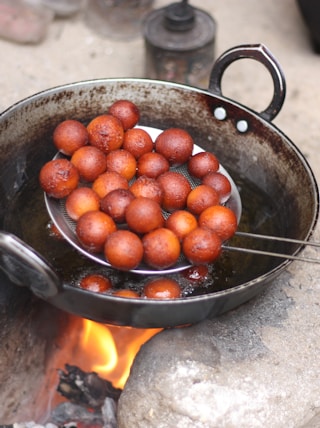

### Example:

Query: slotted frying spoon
xmin=44 ymin=126 xmax=242 ymax=275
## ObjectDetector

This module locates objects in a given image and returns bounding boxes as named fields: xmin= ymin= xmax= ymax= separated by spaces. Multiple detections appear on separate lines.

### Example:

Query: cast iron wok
xmin=0 ymin=44 xmax=318 ymax=328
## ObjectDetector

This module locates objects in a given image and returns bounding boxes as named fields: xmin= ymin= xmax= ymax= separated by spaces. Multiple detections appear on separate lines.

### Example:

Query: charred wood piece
xmin=50 ymin=401 xmax=103 ymax=426
xmin=57 ymin=364 xmax=122 ymax=410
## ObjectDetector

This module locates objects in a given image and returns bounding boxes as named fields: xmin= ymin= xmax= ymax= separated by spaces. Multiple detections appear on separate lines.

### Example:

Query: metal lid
xmin=164 ymin=1 xmax=195 ymax=32
xmin=143 ymin=1 xmax=216 ymax=51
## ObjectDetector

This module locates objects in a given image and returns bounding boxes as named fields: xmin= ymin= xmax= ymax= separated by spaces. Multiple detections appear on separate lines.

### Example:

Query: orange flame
xmin=80 ymin=320 xmax=162 ymax=389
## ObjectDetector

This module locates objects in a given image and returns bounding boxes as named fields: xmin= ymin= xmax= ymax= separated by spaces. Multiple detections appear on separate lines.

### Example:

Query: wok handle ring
xmin=0 ymin=231 xmax=61 ymax=298
xmin=208 ymin=44 xmax=286 ymax=122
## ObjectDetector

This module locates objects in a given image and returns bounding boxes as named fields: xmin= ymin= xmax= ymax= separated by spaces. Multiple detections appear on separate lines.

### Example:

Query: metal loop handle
xmin=208 ymin=44 xmax=286 ymax=122
xmin=0 ymin=231 xmax=61 ymax=298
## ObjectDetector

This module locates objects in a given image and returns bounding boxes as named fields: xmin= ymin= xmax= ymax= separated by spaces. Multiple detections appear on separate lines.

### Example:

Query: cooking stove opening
xmin=3 ymin=306 xmax=161 ymax=426
xmin=40 ymin=317 xmax=161 ymax=425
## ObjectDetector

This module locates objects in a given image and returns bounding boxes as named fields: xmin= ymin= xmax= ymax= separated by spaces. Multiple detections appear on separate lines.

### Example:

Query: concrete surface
xmin=1 ymin=0 xmax=320 ymax=426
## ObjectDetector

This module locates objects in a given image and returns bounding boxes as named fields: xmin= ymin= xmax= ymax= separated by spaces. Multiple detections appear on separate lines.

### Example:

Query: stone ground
xmin=1 ymin=1 xmax=320 ymax=427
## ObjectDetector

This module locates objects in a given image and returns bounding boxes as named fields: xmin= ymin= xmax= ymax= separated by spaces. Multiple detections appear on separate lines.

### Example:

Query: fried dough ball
xmin=79 ymin=274 xmax=112 ymax=293
xmin=100 ymin=188 xmax=135 ymax=223
xmin=46 ymin=221 xmax=64 ymax=240
xmin=92 ymin=171 xmax=129 ymax=199
xmin=142 ymin=227 xmax=181 ymax=269
xmin=136 ymin=152 xmax=170 ymax=178
xmin=39 ymin=158 xmax=80 ymax=198
xmin=104 ymin=230 xmax=144 ymax=270
xmin=182 ymin=264 xmax=209 ymax=283
xmin=125 ymin=197 xmax=164 ymax=234
xmin=188 ymin=151 xmax=219 ymax=179
xmin=143 ymin=277 xmax=181 ymax=299
xmin=71 ymin=146 xmax=107 ymax=182
xmin=87 ymin=114 xmax=124 ymax=154
xmin=123 ymin=128 xmax=154 ymax=159
xmin=106 ymin=149 xmax=137 ymax=181
xmin=108 ymin=99 xmax=140 ymax=131
xmin=113 ymin=289 xmax=140 ymax=298
xmin=182 ymin=227 xmax=222 ymax=264
xmin=202 ymin=171 xmax=232 ymax=203
xmin=76 ymin=210 xmax=116 ymax=253
xmin=186 ymin=184 xmax=220 ymax=215
xmin=130 ymin=175 xmax=163 ymax=204
xmin=165 ymin=210 xmax=198 ymax=241
xmin=155 ymin=128 xmax=194 ymax=166
xmin=157 ymin=171 xmax=192 ymax=212
xmin=53 ymin=119 xmax=88 ymax=155
xmin=65 ymin=187 xmax=100 ymax=221
xmin=198 ymin=205 xmax=238 ymax=241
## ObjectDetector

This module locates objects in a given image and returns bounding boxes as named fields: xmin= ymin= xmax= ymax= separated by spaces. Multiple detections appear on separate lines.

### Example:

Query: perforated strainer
xmin=44 ymin=126 xmax=242 ymax=275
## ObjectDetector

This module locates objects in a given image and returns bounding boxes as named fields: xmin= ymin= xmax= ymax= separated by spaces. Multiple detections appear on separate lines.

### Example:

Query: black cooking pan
xmin=0 ymin=44 xmax=318 ymax=328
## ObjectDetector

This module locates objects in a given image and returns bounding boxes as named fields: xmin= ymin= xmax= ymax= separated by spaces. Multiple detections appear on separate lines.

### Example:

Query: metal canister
xmin=143 ymin=0 xmax=216 ymax=87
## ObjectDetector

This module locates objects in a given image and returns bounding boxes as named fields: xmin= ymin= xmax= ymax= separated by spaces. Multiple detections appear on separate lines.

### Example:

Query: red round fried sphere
xmin=104 ymin=230 xmax=144 ymax=270
xmin=87 ymin=114 xmax=124 ymax=154
xmin=143 ymin=278 xmax=181 ymax=299
xmin=92 ymin=171 xmax=129 ymax=199
xmin=100 ymin=188 xmax=135 ymax=223
xmin=76 ymin=210 xmax=116 ymax=253
xmin=71 ymin=146 xmax=107 ymax=182
xmin=182 ymin=264 xmax=209 ymax=283
xmin=165 ymin=210 xmax=198 ymax=241
xmin=130 ymin=176 xmax=163 ymax=204
xmin=186 ymin=184 xmax=220 ymax=215
xmin=39 ymin=158 xmax=80 ymax=199
xmin=198 ymin=205 xmax=238 ymax=241
xmin=108 ymin=100 xmax=140 ymax=131
xmin=105 ymin=149 xmax=137 ymax=181
xmin=202 ymin=171 xmax=232 ymax=203
xmin=113 ymin=289 xmax=140 ymax=298
xmin=137 ymin=152 xmax=170 ymax=178
xmin=155 ymin=128 xmax=194 ymax=166
xmin=125 ymin=197 xmax=164 ymax=234
xmin=65 ymin=187 xmax=100 ymax=221
xmin=79 ymin=274 xmax=112 ymax=293
xmin=182 ymin=227 xmax=222 ymax=264
xmin=122 ymin=127 xmax=154 ymax=158
xmin=142 ymin=227 xmax=181 ymax=269
xmin=188 ymin=151 xmax=219 ymax=179
xmin=157 ymin=171 xmax=192 ymax=212
xmin=53 ymin=119 xmax=88 ymax=156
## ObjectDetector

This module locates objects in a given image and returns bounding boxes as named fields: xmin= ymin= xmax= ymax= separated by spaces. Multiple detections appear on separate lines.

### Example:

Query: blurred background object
xmin=35 ymin=0 xmax=85 ymax=17
xmin=0 ymin=0 xmax=54 ymax=44
xmin=84 ymin=0 xmax=155 ymax=41
xmin=143 ymin=0 xmax=216 ymax=87
xmin=296 ymin=0 xmax=320 ymax=52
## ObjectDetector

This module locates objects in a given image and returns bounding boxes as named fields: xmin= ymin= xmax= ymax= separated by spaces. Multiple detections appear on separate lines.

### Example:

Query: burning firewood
xmin=57 ymin=364 xmax=122 ymax=410
xmin=6 ymin=365 xmax=121 ymax=427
